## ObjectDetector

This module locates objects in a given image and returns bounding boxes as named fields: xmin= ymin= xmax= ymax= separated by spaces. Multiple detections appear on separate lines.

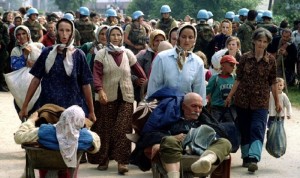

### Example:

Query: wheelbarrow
xmin=22 ymin=143 xmax=84 ymax=178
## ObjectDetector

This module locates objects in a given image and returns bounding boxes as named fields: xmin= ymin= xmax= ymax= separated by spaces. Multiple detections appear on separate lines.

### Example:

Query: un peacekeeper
xmin=257 ymin=10 xmax=278 ymax=37
xmin=103 ymin=8 xmax=119 ymax=26
xmin=156 ymin=5 xmax=178 ymax=38
xmin=237 ymin=10 xmax=258 ymax=53
xmin=238 ymin=8 xmax=249 ymax=24
xmin=23 ymin=8 xmax=43 ymax=42
xmin=124 ymin=10 xmax=148 ymax=54
xmin=74 ymin=6 xmax=95 ymax=45
xmin=193 ymin=9 xmax=214 ymax=65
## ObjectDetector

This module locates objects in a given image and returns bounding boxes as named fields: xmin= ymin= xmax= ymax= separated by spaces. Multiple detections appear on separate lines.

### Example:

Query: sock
xmin=167 ymin=171 xmax=180 ymax=178
xmin=191 ymin=150 xmax=217 ymax=173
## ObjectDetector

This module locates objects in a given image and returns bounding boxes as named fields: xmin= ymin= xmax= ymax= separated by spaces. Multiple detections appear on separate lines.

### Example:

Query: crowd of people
xmin=0 ymin=3 xmax=297 ymax=178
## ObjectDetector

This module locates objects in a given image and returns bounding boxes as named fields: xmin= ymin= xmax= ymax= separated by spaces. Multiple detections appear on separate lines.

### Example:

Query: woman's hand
xmin=135 ymin=78 xmax=147 ymax=87
xmin=98 ymin=89 xmax=108 ymax=105
xmin=88 ymin=112 xmax=97 ymax=123
xmin=19 ymin=107 xmax=28 ymax=122
xmin=224 ymin=96 xmax=232 ymax=107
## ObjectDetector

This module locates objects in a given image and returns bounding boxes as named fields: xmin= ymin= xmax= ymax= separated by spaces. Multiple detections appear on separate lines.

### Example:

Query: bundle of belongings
xmin=14 ymin=104 xmax=100 ymax=168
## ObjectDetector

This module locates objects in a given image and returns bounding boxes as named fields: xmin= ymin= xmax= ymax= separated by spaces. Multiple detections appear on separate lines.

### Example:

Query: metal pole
xmin=268 ymin=0 xmax=273 ymax=10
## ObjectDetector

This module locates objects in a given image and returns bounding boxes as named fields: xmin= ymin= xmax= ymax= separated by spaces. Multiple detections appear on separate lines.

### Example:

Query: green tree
xmin=54 ymin=0 xmax=91 ymax=12
xmin=127 ymin=0 xmax=260 ymax=21
xmin=273 ymin=0 xmax=300 ymax=28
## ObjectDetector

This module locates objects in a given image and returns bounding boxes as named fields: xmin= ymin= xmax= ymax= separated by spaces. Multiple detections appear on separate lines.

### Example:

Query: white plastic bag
xmin=4 ymin=67 xmax=41 ymax=112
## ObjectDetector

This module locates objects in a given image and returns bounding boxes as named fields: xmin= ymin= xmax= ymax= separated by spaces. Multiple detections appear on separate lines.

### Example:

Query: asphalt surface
xmin=1 ymin=91 xmax=300 ymax=178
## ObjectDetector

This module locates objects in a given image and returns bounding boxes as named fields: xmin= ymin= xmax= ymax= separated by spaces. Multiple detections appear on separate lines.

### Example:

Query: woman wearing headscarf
xmin=19 ymin=18 xmax=96 ymax=123
xmin=147 ymin=24 xmax=207 ymax=105
xmin=91 ymin=26 xmax=146 ymax=174
xmin=14 ymin=105 xmax=100 ymax=178
xmin=9 ymin=25 xmax=44 ymax=115
xmin=80 ymin=25 xmax=109 ymax=71
xmin=133 ymin=29 xmax=166 ymax=102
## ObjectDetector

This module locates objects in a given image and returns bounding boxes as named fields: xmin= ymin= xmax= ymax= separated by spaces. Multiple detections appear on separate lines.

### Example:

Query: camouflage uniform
xmin=0 ymin=21 xmax=9 ymax=89
xmin=156 ymin=17 xmax=177 ymax=38
xmin=126 ymin=23 xmax=148 ymax=54
xmin=75 ymin=18 xmax=95 ymax=44
xmin=194 ymin=23 xmax=214 ymax=57
xmin=23 ymin=20 xmax=43 ymax=42
xmin=257 ymin=22 xmax=278 ymax=36
xmin=237 ymin=21 xmax=256 ymax=53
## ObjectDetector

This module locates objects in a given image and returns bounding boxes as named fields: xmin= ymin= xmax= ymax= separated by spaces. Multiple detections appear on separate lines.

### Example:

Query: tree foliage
xmin=54 ymin=0 xmax=91 ymax=12
xmin=273 ymin=0 xmax=300 ymax=27
xmin=127 ymin=0 xmax=260 ymax=21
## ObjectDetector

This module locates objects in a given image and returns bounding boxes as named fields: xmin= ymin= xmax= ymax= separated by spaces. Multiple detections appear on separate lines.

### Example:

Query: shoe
xmin=242 ymin=157 xmax=250 ymax=168
xmin=248 ymin=162 xmax=258 ymax=173
xmin=118 ymin=164 xmax=129 ymax=174
xmin=97 ymin=160 xmax=109 ymax=171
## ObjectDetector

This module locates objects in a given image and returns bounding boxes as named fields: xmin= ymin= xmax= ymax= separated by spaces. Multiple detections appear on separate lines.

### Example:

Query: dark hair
xmin=90 ymin=11 xmax=99 ymax=18
xmin=247 ymin=10 xmax=257 ymax=21
xmin=18 ymin=7 xmax=26 ymax=16
xmin=280 ymin=20 xmax=289 ymax=28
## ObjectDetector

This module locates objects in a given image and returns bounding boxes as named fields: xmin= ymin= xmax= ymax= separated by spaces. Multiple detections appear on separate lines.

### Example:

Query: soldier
xmin=23 ymin=8 xmax=43 ymax=42
xmin=237 ymin=10 xmax=257 ymax=53
xmin=257 ymin=10 xmax=278 ymax=37
xmin=0 ymin=20 xmax=9 ymax=91
xmin=156 ymin=5 xmax=178 ymax=38
xmin=103 ymin=8 xmax=118 ymax=26
xmin=124 ymin=11 xmax=148 ymax=54
xmin=193 ymin=9 xmax=214 ymax=64
xmin=74 ymin=6 xmax=95 ymax=45
xmin=238 ymin=8 xmax=249 ymax=24
xmin=232 ymin=15 xmax=240 ymax=36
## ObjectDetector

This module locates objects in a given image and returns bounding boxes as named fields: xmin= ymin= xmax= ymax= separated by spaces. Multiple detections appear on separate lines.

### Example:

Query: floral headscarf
xmin=56 ymin=105 xmax=85 ymax=168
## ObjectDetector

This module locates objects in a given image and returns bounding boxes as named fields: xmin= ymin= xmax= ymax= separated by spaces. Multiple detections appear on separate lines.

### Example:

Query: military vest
xmin=75 ymin=19 xmax=95 ymax=44
xmin=157 ymin=17 xmax=174 ymax=36
xmin=23 ymin=21 xmax=41 ymax=42
xmin=194 ymin=23 xmax=214 ymax=52
xmin=128 ymin=23 xmax=147 ymax=45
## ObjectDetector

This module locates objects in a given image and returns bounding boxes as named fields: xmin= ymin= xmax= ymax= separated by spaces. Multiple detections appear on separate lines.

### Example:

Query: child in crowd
xmin=195 ymin=51 xmax=212 ymax=84
xmin=268 ymin=77 xmax=292 ymax=128
xmin=206 ymin=55 xmax=238 ymax=122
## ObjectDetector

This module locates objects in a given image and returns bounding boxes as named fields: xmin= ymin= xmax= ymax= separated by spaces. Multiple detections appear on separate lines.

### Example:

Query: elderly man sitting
xmin=133 ymin=88 xmax=231 ymax=178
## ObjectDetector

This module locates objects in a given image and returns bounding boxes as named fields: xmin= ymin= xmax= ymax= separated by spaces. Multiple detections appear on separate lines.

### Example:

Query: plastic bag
xmin=4 ymin=67 xmax=41 ymax=112
xmin=266 ymin=116 xmax=287 ymax=158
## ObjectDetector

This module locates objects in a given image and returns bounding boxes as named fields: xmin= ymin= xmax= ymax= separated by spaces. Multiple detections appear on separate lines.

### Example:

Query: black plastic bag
xmin=266 ymin=116 xmax=287 ymax=158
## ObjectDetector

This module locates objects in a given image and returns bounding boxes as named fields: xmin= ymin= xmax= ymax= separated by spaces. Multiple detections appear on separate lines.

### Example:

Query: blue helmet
xmin=256 ymin=13 xmax=263 ymax=22
xmin=197 ymin=9 xmax=209 ymax=20
xmin=27 ymin=8 xmax=39 ymax=16
xmin=257 ymin=10 xmax=264 ymax=14
xmin=79 ymin=6 xmax=90 ymax=16
xmin=105 ymin=8 xmax=117 ymax=17
xmin=233 ymin=15 xmax=240 ymax=23
xmin=63 ymin=13 xmax=74 ymax=21
xmin=132 ymin=10 xmax=144 ymax=20
xmin=225 ymin=11 xmax=235 ymax=20
xmin=160 ymin=5 xmax=171 ymax=13
xmin=238 ymin=8 xmax=249 ymax=16
xmin=207 ymin=11 xmax=213 ymax=19
xmin=262 ymin=10 xmax=273 ymax=19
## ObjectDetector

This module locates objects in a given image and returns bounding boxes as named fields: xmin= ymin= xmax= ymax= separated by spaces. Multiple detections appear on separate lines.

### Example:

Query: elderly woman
xmin=225 ymin=28 xmax=282 ymax=173
xmin=133 ymin=29 xmax=166 ymax=102
xmin=9 ymin=25 xmax=44 ymax=115
xmin=81 ymin=25 xmax=109 ymax=70
xmin=147 ymin=24 xmax=207 ymax=105
xmin=19 ymin=18 xmax=96 ymax=123
xmin=92 ymin=26 xmax=146 ymax=174
xmin=14 ymin=105 xmax=100 ymax=178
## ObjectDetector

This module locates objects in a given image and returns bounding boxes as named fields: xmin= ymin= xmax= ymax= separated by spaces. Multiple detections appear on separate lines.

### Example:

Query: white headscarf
xmin=14 ymin=25 xmax=32 ymax=49
xmin=105 ymin=26 xmax=125 ymax=52
xmin=56 ymin=105 xmax=85 ymax=168
xmin=45 ymin=18 xmax=76 ymax=76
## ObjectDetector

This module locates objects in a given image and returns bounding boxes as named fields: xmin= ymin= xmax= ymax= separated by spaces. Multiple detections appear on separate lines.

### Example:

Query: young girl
xmin=206 ymin=55 xmax=238 ymax=122
xmin=268 ymin=77 xmax=292 ymax=128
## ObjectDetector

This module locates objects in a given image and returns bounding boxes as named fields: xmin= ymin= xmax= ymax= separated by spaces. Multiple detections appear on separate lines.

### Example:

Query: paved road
xmin=1 ymin=91 xmax=300 ymax=177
